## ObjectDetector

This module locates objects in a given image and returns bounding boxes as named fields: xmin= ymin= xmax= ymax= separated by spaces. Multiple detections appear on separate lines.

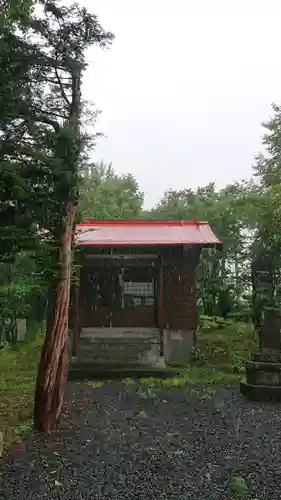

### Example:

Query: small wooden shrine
xmin=69 ymin=219 xmax=221 ymax=373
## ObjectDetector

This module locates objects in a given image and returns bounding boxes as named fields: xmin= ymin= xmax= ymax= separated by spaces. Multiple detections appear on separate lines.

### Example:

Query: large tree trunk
xmin=34 ymin=205 xmax=75 ymax=432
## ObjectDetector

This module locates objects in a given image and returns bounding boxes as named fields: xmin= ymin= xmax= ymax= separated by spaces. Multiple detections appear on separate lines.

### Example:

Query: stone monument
xmin=240 ymin=310 xmax=281 ymax=401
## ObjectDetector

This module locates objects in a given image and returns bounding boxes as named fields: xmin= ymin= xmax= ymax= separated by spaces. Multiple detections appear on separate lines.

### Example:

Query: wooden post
xmin=158 ymin=261 xmax=164 ymax=357
xmin=72 ymin=264 xmax=81 ymax=357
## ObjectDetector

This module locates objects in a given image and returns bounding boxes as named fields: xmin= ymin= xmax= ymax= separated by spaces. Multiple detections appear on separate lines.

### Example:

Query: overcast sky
xmin=82 ymin=0 xmax=281 ymax=208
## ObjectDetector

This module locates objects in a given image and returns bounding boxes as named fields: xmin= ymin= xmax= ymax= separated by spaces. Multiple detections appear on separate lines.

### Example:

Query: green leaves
xmin=0 ymin=0 xmax=34 ymax=28
xmin=78 ymin=162 xmax=144 ymax=220
xmin=229 ymin=475 xmax=250 ymax=498
xmin=251 ymin=103 xmax=281 ymax=313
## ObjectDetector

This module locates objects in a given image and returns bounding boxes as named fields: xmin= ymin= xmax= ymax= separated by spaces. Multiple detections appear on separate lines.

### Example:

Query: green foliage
xmin=249 ymin=104 xmax=281 ymax=316
xmin=79 ymin=162 xmax=143 ymax=219
xmin=0 ymin=0 xmax=33 ymax=27
xmin=195 ymin=321 xmax=256 ymax=378
xmin=0 ymin=253 xmax=47 ymax=344
xmin=199 ymin=315 xmax=233 ymax=331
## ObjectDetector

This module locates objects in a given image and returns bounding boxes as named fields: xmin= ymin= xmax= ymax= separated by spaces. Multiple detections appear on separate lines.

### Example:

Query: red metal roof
xmin=76 ymin=219 xmax=221 ymax=246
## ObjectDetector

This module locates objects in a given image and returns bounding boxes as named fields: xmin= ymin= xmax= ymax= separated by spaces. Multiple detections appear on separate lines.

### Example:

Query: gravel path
xmin=1 ymin=381 xmax=281 ymax=499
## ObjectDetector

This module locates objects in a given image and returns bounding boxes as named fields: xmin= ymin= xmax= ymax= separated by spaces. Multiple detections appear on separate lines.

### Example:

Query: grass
xmin=194 ymin=320 xmax=257 ymax=382
xmin=0 ymin=336 xmax=43 ymax=451
xmin=138 ymin=321 xmax=257 ymax=390
xmin=121 ymin=377 xmax=136 ymax=386
xmin=87 ymin=380 xmax=104 ymax=388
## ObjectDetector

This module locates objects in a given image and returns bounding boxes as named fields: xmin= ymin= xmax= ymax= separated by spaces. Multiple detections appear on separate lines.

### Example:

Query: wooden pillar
xmin=72 ymin=265 xmax=81 ymax=357
xmin=158 ymin=262 xmax=164 ymax=356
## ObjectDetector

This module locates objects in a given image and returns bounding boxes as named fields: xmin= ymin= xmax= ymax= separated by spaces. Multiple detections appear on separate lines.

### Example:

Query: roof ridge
xmin=77 ymin=219 xmax=208 ymax=227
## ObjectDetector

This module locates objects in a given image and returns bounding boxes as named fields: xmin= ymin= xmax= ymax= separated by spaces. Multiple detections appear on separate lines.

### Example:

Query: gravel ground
xmin=1 ymin=381 xmax=281 ymax=500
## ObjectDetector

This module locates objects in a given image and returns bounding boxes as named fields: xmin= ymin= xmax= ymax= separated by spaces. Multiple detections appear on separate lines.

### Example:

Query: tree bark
xmin=34 ymin=203 xmax=75 ymax=432
xmin=33 ymin=37 xmax=82 ymax=432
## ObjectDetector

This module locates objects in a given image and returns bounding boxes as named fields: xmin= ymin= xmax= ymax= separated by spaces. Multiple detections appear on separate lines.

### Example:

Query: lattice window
xmin=123 ymin=281 xmax=155 ymax=307
xmin=123 ymin=281 xmax=154 ymax=297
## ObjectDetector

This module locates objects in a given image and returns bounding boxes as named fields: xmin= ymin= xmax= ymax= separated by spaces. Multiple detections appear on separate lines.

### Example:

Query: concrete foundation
xmin=164 ymin=329 xmax=194 ymax=363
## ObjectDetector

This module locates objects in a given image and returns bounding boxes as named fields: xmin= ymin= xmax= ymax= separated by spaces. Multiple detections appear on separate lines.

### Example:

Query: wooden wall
xmin=163 ymin=263 xmax=197 ymax=332
xmin=69 ymin=245 xmax=200 ymax=334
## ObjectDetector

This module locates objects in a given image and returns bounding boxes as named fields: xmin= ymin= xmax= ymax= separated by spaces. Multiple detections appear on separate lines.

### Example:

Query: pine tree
xmin=30 ymin=1 xmax=114 ymax=432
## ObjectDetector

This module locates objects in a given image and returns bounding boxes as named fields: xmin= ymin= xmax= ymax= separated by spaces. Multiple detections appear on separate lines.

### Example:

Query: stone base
xmin=241 ymin=350 xmax=281 ymax=402
xmin=246 ymin=360 xmax=281 ymax=386
xmin=251 ymin=351 xmax=281 ymax=363
xmin=71 ymin=327 xmax=195 ymax=368
xmin=240 ymin=381 xmax=281 ymax=402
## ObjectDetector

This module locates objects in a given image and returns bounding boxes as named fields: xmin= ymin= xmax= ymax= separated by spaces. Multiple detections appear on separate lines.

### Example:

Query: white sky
xmin=82 ymin=0 xmax=281 ymax=207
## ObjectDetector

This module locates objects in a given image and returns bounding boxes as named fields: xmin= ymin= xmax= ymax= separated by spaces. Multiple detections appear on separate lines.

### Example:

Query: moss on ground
xmin=0 ymin=336 xmax=43 ymax=450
